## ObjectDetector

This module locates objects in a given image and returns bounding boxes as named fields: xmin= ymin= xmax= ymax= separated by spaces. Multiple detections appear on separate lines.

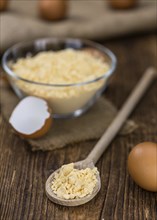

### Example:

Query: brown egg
xmin=0 ymin=0 xmax=9 ymax=11
xmin=9 ymin=96 xmax=53 ymax=139
xmin=39 ymin=0 xmax=68 ymax=21
xmin=109 ymin=0 xmax=138 ymax=9
xmin=128 ymin=142 xmax=157 ymax=192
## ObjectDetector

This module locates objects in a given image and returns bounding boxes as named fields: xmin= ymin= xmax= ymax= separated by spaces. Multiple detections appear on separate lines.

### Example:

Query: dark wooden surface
xmin=0 ymin=34 xmax=157 ymax=220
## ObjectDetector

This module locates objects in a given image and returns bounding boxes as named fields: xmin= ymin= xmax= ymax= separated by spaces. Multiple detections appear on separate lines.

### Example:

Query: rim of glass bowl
xmin=2 ymin=38 xmax=117 ymax=88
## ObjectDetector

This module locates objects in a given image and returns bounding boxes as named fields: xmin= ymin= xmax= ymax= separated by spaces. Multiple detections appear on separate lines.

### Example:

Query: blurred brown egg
xmin=0 ymin=0 xmax=9 ymax=11
xmin=109 ymin=0 xmax=138 ymax=9
xmin=128 ymin=142 xmax=157 ymax=192
xmin=39 ymin=0 xmax=68 ymax=21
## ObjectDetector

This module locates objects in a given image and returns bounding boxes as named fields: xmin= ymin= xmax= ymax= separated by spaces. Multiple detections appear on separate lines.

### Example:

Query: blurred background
xmin=0 ymin=0 xmax=156 ymax=53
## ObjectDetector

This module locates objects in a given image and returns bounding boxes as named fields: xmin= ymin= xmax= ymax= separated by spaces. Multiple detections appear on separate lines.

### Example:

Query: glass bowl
xmin=2 ymin=38 xmax=117 ymax=118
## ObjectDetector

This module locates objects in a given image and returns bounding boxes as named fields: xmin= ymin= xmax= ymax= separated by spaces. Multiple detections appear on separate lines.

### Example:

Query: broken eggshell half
xmin=9 ymin=96 xmax=52 ymax=139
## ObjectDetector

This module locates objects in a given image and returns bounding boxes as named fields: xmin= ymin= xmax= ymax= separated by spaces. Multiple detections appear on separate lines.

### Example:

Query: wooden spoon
xmin=46 ymin=67 xmax=157 ymax=206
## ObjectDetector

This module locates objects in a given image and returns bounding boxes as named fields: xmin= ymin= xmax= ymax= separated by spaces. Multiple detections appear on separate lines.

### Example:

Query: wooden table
xmin=0 ymin=34 xmax=157 ymax=220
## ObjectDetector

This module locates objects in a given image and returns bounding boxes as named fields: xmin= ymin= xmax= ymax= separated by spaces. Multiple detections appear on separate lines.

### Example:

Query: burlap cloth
xmin=0 ymin=0 xmax=156 ymax=53
xmin=0 ymin=78 xmax=138 ymax=151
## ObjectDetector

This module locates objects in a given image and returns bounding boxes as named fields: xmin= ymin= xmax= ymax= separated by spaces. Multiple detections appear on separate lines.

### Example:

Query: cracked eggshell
xmin=9 ymin=96 xmax=52 ymax=139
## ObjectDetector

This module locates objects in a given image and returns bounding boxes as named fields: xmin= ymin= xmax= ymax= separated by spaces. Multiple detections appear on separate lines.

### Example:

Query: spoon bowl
xmin=45 ymin=159 xmax=101 ymax=206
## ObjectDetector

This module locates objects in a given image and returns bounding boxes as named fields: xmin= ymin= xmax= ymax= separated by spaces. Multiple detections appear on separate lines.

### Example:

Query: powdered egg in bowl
xmin=2 ymin=38 xmax=117 ymax=118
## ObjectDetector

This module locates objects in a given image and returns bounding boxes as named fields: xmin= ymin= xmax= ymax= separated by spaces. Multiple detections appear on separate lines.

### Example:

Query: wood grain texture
xmin=0 ymin=34 xmax=157 ymax=220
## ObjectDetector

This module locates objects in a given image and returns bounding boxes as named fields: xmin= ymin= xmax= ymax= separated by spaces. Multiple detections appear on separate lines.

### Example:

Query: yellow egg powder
xmin=11 ymin=49 xmax=109 ymax=114
xmin=51 ymin=163 xmax=98 ymax=200
xmin=12 ymin=49 xmax=109 ymax=84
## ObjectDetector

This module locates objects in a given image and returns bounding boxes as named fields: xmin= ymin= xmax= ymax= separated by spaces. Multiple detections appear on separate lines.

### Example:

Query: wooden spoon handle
xmin=86 ymin=67 xmax=157 ymax=164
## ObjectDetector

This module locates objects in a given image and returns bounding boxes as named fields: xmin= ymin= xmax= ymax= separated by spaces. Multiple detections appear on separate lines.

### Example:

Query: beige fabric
xmin=0 ymin=0 xmax=156 ymax=53
xmin=0 ymin=79 xmax=138 ymax=151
